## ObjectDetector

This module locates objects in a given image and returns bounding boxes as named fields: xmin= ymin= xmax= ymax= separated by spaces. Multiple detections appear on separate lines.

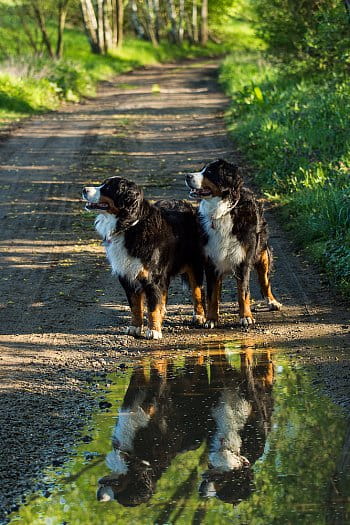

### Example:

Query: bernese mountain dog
xmin=97 ymin=348 xmax=274 ymax=506
xmin=82 ymin=176 xmax=205 ymax=339
xmin=185 ymin=159 xmax=282 ymax=328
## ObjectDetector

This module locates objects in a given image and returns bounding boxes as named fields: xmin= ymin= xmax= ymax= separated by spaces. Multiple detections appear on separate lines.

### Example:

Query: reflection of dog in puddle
xmin=97 ymin=347 xmax=274 ymax=506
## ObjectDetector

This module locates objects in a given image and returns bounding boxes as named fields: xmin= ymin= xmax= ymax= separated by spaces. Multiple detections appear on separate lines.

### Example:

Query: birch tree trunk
xmin=80 ymin=0 xmax=100 ymax=53
xmin=200 ymin=0 xmax=208 ymax=45
xmin=178 ymin=0 xmax=185 ymax=43
xmin=130 ymin=0 xmax=145 ymax=39
xmin=117 ymin=0 xmax=124 ymax=47
xmin=192 ymin=1 xmax=199 ymax=43
xmin=97 ymin=0 xmax=105 ymax=53
xmin=166 ymin=0 xmax=178 ymax=43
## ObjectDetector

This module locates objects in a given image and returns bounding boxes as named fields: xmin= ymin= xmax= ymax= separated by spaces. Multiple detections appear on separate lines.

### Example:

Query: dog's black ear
xmin=218 ymin=160 xmax=243 ymax=200
xmin=115 ymin=182 xmax=143 ymax=234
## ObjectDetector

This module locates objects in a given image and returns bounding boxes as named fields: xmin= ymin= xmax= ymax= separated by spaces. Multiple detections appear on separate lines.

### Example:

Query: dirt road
xmin=0 ymin=59 xmax=349 ymax=521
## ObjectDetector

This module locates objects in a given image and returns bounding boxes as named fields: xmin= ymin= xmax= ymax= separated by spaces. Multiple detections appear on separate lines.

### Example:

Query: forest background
xmin=0 ymin=0 xmax=349 ymax=295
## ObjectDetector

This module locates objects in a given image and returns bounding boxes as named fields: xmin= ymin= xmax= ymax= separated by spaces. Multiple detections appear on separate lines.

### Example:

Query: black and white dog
xmin=186 ymin=159 xmax=282 ymax=328
xmin=97 ymin=348 xmax=274 ymax=506
xmin=82 ymin=176 xmax=205 ymax=339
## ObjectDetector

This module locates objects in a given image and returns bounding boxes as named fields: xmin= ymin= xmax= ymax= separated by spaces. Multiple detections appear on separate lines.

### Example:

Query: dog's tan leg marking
xmin=126 ymin=292 xmax=144 ymax=337
xmin=236 ymin=278 xmax=254 ymax=327
xmin=264 ymin=350 xmax=274 ymax=387
xmin=205 ymin=278 xmax=222 ymax=328
xmin=255 ymin=250 xmax=282 ymax=310
xmin=160 ymin=291 xmax=168 ymax=321
xmin=146 ymin=305 xmax=163 ymax=339
xmin=185 ymin=267 xmax=205 ymax=326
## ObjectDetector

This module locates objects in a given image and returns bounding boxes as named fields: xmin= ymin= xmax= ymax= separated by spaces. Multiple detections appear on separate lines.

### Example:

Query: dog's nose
xmin=186 ymin=174 xmax=194 ymax=183
xmin=82 ymin=187 xmax=87 ymax=198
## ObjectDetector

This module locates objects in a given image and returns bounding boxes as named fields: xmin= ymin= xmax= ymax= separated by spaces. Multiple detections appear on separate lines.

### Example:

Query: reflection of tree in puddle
xmin=98 ymin=346 xmax=274 ymax=507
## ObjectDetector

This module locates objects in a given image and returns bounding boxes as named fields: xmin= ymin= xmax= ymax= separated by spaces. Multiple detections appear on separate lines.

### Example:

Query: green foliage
xmin=0 ymin=26 xmax=226 ymax=125
xmin=252 ymin=0 xmax=350 ymax=70
xmin=220 ymin=53 xmax=350 ymax=295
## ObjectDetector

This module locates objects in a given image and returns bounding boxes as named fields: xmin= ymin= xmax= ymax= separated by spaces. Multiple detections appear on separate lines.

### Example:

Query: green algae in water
xmin=8 ymin=344 xmax=349 ymax=525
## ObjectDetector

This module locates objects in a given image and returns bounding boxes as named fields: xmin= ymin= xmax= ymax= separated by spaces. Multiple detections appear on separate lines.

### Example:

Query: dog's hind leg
xmin=185 ymin=266 xmax=206 ymax=326
xmin=255 ymin=249 xmax=282 ymax=311
xmin=236 ymin=263 xmax=255 ymax=328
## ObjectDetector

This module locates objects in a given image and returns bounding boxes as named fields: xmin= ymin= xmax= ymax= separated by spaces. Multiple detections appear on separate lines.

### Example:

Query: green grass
xmin=0 ymin=27 xmax=227 ymax=125
xmin=220 ymin=52 xmax=350 ymax=296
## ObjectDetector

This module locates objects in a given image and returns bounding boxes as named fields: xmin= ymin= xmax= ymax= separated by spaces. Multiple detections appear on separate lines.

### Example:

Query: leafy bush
xmin=220 ymin=52 xmax=350 ymax=295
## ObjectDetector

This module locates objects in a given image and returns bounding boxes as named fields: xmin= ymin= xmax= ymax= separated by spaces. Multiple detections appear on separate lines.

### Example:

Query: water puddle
xmin=8 ymin=342 xmax=350 ymax=524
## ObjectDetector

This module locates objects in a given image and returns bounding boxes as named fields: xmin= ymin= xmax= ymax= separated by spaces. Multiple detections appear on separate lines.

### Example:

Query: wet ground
xmin=7 ymin=342 xmax=350 ymax=525
xmin=0 ymin=59 xmax=349 ymax=522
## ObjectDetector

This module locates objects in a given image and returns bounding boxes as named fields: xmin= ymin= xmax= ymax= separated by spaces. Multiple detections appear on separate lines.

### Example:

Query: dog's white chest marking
xmin=209 ymin=389 xmax=251 ymax=471
xmin=105 ymin=393 xmax=151 ymax=475
xmin=199 ymin=198 xmax=245 ymax=275
xmin=95 ymin=213 xmax=144 ymax=280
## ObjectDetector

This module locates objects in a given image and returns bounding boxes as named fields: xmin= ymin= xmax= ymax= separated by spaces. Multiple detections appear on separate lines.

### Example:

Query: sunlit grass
xmin=220 ymin=52 xmax=350 ymax=296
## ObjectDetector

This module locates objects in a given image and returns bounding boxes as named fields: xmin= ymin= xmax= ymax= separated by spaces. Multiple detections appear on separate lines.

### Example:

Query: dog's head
xmin=186 ymin=159 xmax=242 ymax=203
xmin=97 ymin=455 xmax=155 ymax=507
xmin=82 ymin=176 xmax=143 ymax=232
xmin=199 ymin=462 xmax=254 ymax=504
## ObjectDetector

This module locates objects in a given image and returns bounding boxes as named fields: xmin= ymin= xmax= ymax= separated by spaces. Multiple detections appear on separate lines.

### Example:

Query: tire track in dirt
xmin=0 ymin=59 xmax=349 ymax=521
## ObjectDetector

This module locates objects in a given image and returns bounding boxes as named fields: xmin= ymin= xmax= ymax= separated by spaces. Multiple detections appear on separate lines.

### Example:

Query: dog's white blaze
xmin=106 ymin=395 xmax=151 ymax=474
xmin=95 ymin=213 xmax=144 ymax=280
xmin=209 ymin=389 xmax=251 ymax=472
xmin=188 ymin=170 xmax=204 ymax=189
xmin=199 ymin=198 xmax=245 ymax=275
xmin=97 ymin=485 xmax=115 ymax=502
xmin=113 ymin=399 xmax=151 ymax=452
xmin=84 ymin=186 xmax=102 ymax=203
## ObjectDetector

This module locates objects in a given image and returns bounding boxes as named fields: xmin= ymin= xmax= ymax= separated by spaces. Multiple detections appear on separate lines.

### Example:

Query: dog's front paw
xmin=125 ymin=326 xmax=142 ymax=337
xmin=145 ymin=329 xmax=162 ymax=340
xmin=265 ymin=298 xmax=282 ymax=311
xmin=240 ymin=316 xmax=255 ymax=329
xmin=192 ymin=314 xmax=206 ymax=326
xmin=204 ymin=319 xmax=217 ymax=329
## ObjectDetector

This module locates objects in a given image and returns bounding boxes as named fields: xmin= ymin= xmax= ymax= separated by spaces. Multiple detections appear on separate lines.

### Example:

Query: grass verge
xmin=220 ymin=52 xmax=350 ymax=296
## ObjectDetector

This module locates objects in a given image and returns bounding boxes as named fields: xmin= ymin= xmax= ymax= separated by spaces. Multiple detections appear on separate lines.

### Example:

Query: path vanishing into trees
xmin=0 ymin=59 xmax=349 ymax=521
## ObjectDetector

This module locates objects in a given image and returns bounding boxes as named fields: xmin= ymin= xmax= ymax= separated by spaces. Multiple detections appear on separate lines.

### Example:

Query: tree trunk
xmin=80 ymin=0 xmax=100 ymax=53
xmin=192 ymin=1 xmax=199 ymax=43
xmin=130 ymin=0 xmax=145 ymax=39
xmin=145 ymin=0 xmax=159 ymax=46
xmin=117 ymin=0 xmax=124 ymax=48
xmin=166 ymin=0 xmax=178 ymax=43
xmin=31 ymin=1 xmax=54 ymax=58
xmin=153 ymin=0 xmax=160 ymax=42
xmin=56 ymin=0 xmax=69 ymax=59
xmin=178 ymin=0 xmax=185 ymax=43
xmin=200 ymin=0 xmax=208 ymax=46
xmin=97 ymin=0 xmax=106 ymax=53
xmin=111 ymin=0 xmax=118 ymax=47
xmin=103 ymin=0 xmax=113 ymax=52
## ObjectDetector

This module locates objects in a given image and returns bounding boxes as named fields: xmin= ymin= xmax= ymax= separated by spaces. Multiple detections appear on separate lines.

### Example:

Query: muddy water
xmin=8 ymin=342 xmax=350 ymax=525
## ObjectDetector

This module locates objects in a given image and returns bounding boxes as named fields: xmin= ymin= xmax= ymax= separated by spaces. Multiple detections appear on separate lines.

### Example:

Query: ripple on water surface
xmin=8 ymin=341 xmax=350 ymax=525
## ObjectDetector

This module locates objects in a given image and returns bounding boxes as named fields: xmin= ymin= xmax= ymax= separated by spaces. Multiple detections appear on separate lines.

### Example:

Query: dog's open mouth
xmin=189 ymin=188 xmax=213 ymax=199
xmin=84 ymin=202 xmax=110 ymax=211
